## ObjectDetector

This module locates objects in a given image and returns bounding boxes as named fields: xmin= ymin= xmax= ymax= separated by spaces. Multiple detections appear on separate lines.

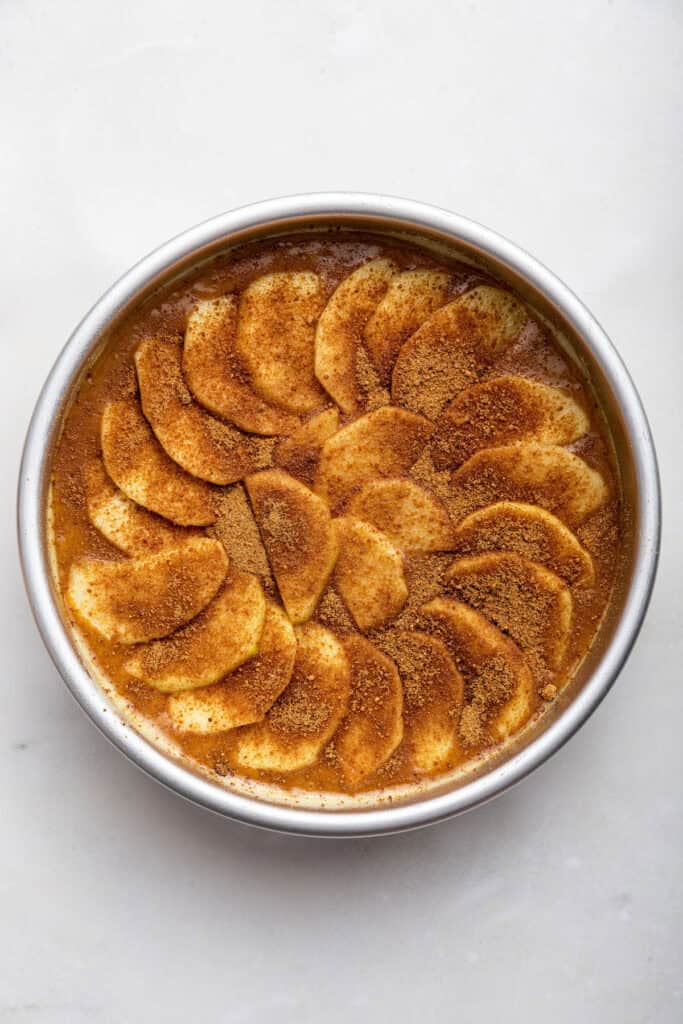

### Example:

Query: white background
xmin=2 ymin=1 xmax=682 ymax=1021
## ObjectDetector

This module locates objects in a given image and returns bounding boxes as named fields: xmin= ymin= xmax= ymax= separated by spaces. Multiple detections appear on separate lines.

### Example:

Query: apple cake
xmin=49 ymin=230 xmax=622 ymax=801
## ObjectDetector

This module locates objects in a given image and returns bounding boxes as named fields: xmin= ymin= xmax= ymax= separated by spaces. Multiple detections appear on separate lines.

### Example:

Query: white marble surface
xmin=2 ymin=1 xmax=682 ymax=1020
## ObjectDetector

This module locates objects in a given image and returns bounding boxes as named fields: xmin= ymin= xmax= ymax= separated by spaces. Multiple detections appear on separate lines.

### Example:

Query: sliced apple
xmin=67 ymin=537 xmax=228 ymax=644
xmin=135 ymin=337 xmax=271 ymax=485
xmin=183 ymin=295 xmax=299 ymax=435
xmin=449 ymin=442 xmax=609 ymax=528
xmin=392 ymin=286 xmax=528 ymax=418
xmin=246 ymin=469 xmax=338 ymax=623
xmin=314 ymin=407 xmax=433 ymax=509
xmin=273 ymin=407 xmax=339 ymax=485
xmin=125 ymin=571 xmax=265 ymax=692
xmin=347 ymin=478 xmax=454 ymax=552
xmin=314 ymin=259 xmax=397 ymax=413
xmin=101 ymin=400 xmax=215 ymax=526
xmin=332 ymin=636 xmax=403 ymax=786
xmin=386 ymin=630 xmax=464 ymax=773
xmin=446 ymin=552 xmax=573 ymax=673
xmin=333 ymin=516 xmax=408 ymax=632
xmin=232 ymin=621 xmax=350 ymax=773
xmin=84 ymin=458 xmax=193 ymax=555
xmin=422 ymin=598 xmax=536 ymax=744
xmin=364 ymin=269 xmax=451 ymax=381
xmin=235 ymin=271 xmax=326 ymax=414
xmin=452 ymin=501 xmax=595 ymax=586
xmin=431 ymin=375 xmax=590 ymax=468
xmin=168 ymin=602 xmax=296 ymax=733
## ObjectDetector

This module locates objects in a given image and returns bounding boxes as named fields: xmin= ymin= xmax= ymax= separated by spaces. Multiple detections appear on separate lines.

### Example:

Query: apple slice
xmin=450 ymin=443 xmax=609 ymax=528
xmin=431 ymin=375 xmax=590 ymax=468
xmin=236 ymin=271 xmax=326 ymax=414
xmin=84 ymin=458 xmax=194 ymax=555
xmin=446 ymin=552 xmax=573 ymax=674
xmin=183 ymin=295 xmax=299 ymax=435
xmin=101 ymin=400 xmax=215 ymax=526
xmin=392 ymin=286 xmax=528 ymax=418
xmin=347 ymin=478 xmax=454 ymax=552
xmin=273 ymin=407 xmax=339 ymax=485
xmin=232 ymin=622 xmax=350 ymax=773
xmin=314 ymin=259 xmax=397 ymax=413
xmin=67 ymin=537 xmax=228 ymax=644
xmin=246 ymin=469 xmax=338 ymax=623
xmin=333 ymin=516 xmax=408 ymax=632
xmin=168 ymin=601 xmax=296 ymax=733
xmin=452 ymin=501 xmax=595 ymax=586
xmin=364 ymin=270 xmax=451 ymax=381
xmin=422 ymin=598 xmax=536 ymax=744
xmin=332 ymin=636 xmax=403 ymax=786
xmin=386 ymin=630 xmax=464 ymax=773
xmin=125 ymin=571 xmax=265 ymax=692
xmin=314 ymin=407 xmax=433 ymax=509
xmin=135 ymin=338 xmax=271 ymax=485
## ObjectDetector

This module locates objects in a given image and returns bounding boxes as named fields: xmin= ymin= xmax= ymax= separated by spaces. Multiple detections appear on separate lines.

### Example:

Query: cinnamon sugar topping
xmin=210 ymin=484 xmax=274 ymax=588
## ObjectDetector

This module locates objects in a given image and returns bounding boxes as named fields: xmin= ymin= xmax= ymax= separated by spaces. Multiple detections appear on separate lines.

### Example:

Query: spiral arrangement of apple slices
xmin=67 ymin=262 xmax=610 ymax=787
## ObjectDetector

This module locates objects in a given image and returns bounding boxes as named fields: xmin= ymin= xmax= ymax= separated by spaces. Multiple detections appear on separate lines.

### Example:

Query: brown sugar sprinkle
xmin=209 ymin=484 xmax=274 ymax=590
xmin=371 ymin=744 xmax=411 ymax=783
xmin=204 ymin=415 xmax=274 ymax=470
xmin=378 ymin=630 xmax=459 ymax=715
xmin=576 ymin=503 xmax=620 ymax=566
xmin=272 ymin=409 xmax=338 ymax=486
xmin=396 ymin=346 xmax=479 ymax=420
xmin=391 ymin=302 xmax=488 ymax=419
xmin=273 ymin=439 xmax=318 ymax=485
xmin=344 ymin=641 xmax=396 ymax=720
xmin=354 ymin=343 xmax=391 ymax=412
xmin=268 ymin=677 xmax=333 ymax=738
xmin=397 ymin=553 xmax=454 ymax=622
xmin=458 ymin=654 xmax=515 ymax=748
xmin=258 ymin=496 xmax=305 ymax=566
xmin=408 ymin=448 xmax=453 ymax=505
xmin=376 ymin=629 xmax=425 ymax=675
xmin=317 ymin=587 xmax=355 ymax=632
xmin=49 ymin=229 xmax=623 ymax=799
xmin=113 ymin=574 xmax=200 ymax=633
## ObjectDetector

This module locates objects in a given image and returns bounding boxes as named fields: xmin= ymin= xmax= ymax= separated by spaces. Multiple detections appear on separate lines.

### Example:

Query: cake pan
xmin=17 ymin=193 xmax=660 ymax=837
